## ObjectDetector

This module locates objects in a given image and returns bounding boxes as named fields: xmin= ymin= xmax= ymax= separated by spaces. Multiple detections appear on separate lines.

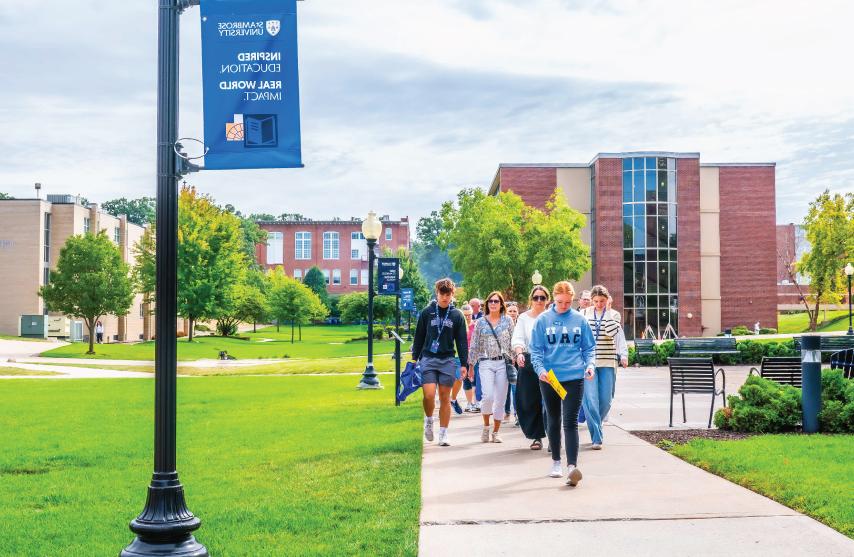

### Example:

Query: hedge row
xmin=714 ymin=370 xmax=854 ymax=433
xmin=628 ymin=339 xmax=800 ymax=366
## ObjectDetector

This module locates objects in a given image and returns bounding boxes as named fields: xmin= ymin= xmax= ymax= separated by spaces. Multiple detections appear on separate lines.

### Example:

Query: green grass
xmin=672 ymin=434 xmax=854 ymax=538
xmin=0 ymin=376 xmax=422 ymax=556
xmin=777 ymin=310 xmax=851 ymax=334
xmin=26 ymin=354 xmax=398 ymax=376
xmin=39 ymin=325 xmax=401 ymax=361
xmin=0 ymin=366 xmax=61 ymax=376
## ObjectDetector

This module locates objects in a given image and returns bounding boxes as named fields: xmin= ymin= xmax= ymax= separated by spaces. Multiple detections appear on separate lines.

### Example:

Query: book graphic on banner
xmin=546 ymin=370 xmax=567 ymax=400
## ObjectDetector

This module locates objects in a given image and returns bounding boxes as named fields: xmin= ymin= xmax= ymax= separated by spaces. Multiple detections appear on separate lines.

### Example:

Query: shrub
xmin=716 ymin=370 xmax=854 ymax=433
xmin=731 ymin=325 xmax=751 ymax=336
xmin=759 ymin=327 xmax=777 ymax=335
xmin=195 ymin=323 xmax=211 ymax=332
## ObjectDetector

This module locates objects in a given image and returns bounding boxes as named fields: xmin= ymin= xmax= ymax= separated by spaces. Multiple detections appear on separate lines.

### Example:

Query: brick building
xmin=256 ymin=216 xmax=410 ymax=294
xmin=0 ymin=195 xmax=150 ymax=340
xmin=776 ymin=223 xmax=810 ymax=308
xmin=489 ymin=152 xmax=777 ymax=338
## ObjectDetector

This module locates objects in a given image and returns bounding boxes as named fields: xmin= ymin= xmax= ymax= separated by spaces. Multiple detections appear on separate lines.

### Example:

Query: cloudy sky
xmin=1 ymin=0 xmax=852 ymax=226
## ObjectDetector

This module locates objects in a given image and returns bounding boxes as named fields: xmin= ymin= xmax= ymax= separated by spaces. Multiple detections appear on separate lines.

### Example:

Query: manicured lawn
xmin=39 ymin=325 xmax=402 ymax=361
xmin=26 ymin=354 xmax=398 ymax=376
xmin=778 ymin=310 xmax=851 ymax=334
xmin=0 ymin=366 xmax=61 ymax=376
xmin=0 ymin=376 xmax=422 ymax=556
xmin=672 ymin=434 xmax=854 ymax=538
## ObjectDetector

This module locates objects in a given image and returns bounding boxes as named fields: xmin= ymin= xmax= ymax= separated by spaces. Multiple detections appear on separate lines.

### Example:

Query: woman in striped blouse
xmin=580 ymin=285 xmax=628 ymax=449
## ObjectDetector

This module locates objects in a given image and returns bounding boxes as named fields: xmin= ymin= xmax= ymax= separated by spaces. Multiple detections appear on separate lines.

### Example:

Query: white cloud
xmin=0 ymin=0 xmax=852 ymax=227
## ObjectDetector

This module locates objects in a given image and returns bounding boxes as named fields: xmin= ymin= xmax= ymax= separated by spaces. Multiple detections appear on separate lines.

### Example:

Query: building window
xmin=43 ymin=213 xmax=51 ymax=264
xmin=323 ymin=231 xmax=339 ymax=259
xmin=83 ymin=217 xmax=91 ymax=234
xmin=361 ymin=269 xmax=368 ymax=285
xmin=385 ymin=227 xmax=392 ymax=241
xmin=295 ymin=231 xmax=311 ymax=260
xmin=266 ymin=231 xmax=284 ymax=264
xmin=43 ymin=267 xmax=50 ymax=286
xmin=140 ymin=304 xmax=145 ymax=318
xmin=621 ymin=156 xmax=678 ymax=340
xmin=294 ymin=268 xmax=302 ymax=280
xmin=322 ymin=269 xmax=330 ymax=285
xmin=332 ymin=269 xmax=341 ymax=285
xmin=114 ymin=226 xmax=121 ymax=245
xmin=350 ymin=231 xmax=365 ymax=259
xmin=350 ymin=269 xmax=358 ymax=285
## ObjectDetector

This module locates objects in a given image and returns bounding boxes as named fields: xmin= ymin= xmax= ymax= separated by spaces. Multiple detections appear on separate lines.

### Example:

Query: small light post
xmin=532 ymin=269 xmax=542 ymax=285
xmin=845 ymin=263 xmax=853 ymax=336
xmin=801 ymin=335 xmax=822 ymax=433
xmin=358 ymin=211 xmax=383 ymax=389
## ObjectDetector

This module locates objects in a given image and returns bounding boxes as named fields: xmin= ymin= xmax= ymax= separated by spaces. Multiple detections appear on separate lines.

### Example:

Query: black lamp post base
xmin=358 ymin=365 xmax=383 ymax=389
xmin=122 ymin=473 xmax=207 ymax=557
xmin=121 ymin=535 xmax=208 ymax=557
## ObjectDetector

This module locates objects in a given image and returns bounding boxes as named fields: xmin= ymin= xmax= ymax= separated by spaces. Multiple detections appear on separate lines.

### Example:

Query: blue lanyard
xmin=435 ymin=305 xmax=451 ymax=337
xmin=593 ymin=309 xmax=604 ymax=339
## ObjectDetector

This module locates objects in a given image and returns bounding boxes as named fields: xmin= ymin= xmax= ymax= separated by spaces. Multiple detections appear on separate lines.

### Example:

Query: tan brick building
xmin=0 ymin=195 xmax=150 ymax=341
xmin=490 ymin=152 xmax=777 ymax=338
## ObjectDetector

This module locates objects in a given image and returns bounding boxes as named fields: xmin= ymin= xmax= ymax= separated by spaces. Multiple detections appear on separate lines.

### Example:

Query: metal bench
xmin=634 ymin=339 xmax=656 ymax=358
xmin=668 ymin=358 xmax=727 ymax=428
xmin=793 ymin=335 xmax=854 ymax=354
xmin=748 ymin=356 xmax=802 ymax=387
xmin=830 ymin=348 xmax=854 ymax=380
xmin=674 ymin=337 xmax=739 ymax=356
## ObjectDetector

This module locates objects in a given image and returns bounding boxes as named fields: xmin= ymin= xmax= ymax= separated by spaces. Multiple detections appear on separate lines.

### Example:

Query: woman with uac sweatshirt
xmin=529 ymin=281 xmax=596 ymax=486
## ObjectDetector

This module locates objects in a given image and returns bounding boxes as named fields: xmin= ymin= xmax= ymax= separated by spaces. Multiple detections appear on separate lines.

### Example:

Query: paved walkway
xmin=419 ymin=373 xmax=854 ymax=556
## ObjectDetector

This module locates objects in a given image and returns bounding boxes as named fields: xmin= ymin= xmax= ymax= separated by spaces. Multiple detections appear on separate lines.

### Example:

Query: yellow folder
xmin=546 ymin=370 xmax=567 ymax=399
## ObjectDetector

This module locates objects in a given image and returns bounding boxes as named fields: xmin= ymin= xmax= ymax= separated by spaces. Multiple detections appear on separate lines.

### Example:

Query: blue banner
xmin=378 ymin=258 xmax=400 ymax=296
xmin=200 ymin=0 xmax=302 ymax=170
xmin=400 ymin=288 xmax=414 ymax=310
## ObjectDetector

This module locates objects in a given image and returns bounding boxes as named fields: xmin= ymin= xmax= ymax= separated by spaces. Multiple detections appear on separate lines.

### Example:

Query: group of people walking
xmin=411 ymin=278 xmax=627 ymax=487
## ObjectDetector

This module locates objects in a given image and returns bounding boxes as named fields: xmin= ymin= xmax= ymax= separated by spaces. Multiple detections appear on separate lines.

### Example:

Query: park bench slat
xmin=674 ymin=338 xmax=738 ymax=356
xmin=830 ymin=349 xmax=854 ymax=380
xmin=748 ymin=356 xmax=802 ymax=388
xmin=793 ymin=336 xmax=854 ymax=354
xmin=667 ymin=357 xmax=727 ymax=428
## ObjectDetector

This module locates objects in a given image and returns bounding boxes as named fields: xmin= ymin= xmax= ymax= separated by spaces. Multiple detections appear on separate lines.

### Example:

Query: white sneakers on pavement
xmin=566 ymin=465 xmax=582 ymax=486
xmin=549 ymin=461 xmax=562 ymax=478
xmin=438 ymin=428 xmax=450 ymax=446
xmin=424 ymin=417 xmax=434 ymax=442
xmin=491 ymin=431 xmax=502 ymax=443
xmin=481 ymin=427 xmax=491 ymax=443
xmin=591 ymin=443 xmax=603 ymax=450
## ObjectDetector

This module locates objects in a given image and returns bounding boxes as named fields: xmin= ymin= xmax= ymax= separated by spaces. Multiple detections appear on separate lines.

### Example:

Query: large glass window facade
xmin=622 ymin=156 xmax=678 ymax=339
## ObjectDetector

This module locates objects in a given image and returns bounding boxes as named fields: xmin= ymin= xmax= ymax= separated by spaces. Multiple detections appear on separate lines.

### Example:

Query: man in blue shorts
xmin=412 ymin=278 xmax=469 ymax=446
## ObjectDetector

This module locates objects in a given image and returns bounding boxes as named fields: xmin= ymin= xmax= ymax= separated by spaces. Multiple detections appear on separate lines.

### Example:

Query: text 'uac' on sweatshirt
xmin=528 ymin=306 xmax=596 ymax=382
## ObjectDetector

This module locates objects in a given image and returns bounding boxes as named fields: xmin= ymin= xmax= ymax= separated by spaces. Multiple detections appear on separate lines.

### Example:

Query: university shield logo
xmin=266 ymin=20 xmax=281 ymax=36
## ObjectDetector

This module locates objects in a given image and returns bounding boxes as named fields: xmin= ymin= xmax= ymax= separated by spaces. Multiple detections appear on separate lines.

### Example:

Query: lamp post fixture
xmin=532 ymin=269 xmax=542 ymax=285
xmin=358 ymin=211 xmax=383 ymax=389
xmin=845 ymin=263 xmax=853 ymax=336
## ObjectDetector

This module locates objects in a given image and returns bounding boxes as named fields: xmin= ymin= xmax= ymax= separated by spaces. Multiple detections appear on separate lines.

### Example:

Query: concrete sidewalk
xmin=419 ymin=413 xmax=853 ymax=556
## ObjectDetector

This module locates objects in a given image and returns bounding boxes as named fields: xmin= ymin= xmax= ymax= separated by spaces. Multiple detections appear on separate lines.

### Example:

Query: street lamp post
xmin=122 ymin=1 xmax=207 ymax=556
xmin=845 ymin=263 xmax=853 ymax=336
xmin=358 ymin=211 xmax=383 ymax=389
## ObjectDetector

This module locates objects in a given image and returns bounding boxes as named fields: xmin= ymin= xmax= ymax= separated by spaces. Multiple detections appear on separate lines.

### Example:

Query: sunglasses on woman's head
xmin=532 ymin=295 xmax=547 ymax=302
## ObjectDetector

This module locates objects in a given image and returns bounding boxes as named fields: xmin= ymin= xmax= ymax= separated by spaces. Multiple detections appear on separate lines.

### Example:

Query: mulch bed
xmin=632 ymin=429 xmax=755 ymax=447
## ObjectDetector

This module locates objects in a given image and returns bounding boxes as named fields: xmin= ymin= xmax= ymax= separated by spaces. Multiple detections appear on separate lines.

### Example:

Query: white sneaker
xmin=549 ymin=461 xmax=562 ymax=478
xmin=438 ymin=429 xmax=450 ymax=446
xmin=481 ymin=427 xmax=490 ymax=443
xmin=591 ymin=443 xmax=603 ymax=450
xmin=566 ymin=465 xmax=582 ymax=486
xmin=491 ymin=431 xmax=502 ymax=443
xmin=424 ymin=418 xmax=434 ymax=442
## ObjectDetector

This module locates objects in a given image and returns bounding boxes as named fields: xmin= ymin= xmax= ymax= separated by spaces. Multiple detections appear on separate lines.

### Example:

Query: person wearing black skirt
xmin=510 ymin=285 xmax=550 ymax=450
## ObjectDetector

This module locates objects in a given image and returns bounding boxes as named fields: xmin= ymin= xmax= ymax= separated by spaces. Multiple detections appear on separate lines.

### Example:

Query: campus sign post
xmin=123 ymin=2 xmax=301 ymax=555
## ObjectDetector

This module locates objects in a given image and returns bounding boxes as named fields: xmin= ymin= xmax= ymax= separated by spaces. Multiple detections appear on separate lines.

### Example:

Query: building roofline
xmin=497 ymin=163 xmax=590 ymax=169
xmin=589 ymin=151 xmax=700 ymax=164
xmin=700 ymin=162 xmax=776 ymax=167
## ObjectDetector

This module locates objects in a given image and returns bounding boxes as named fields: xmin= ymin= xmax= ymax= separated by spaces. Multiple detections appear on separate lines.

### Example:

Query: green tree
xmin=177 ymin=185 xmax=247 ymax=341
xmin=383 ymin=246 xmax=431 ymax=309
xmin=131 ymin=226 xmax=156 ymax=324
xmin=267 ymin=267 xmax=328 ymax=342
xmin=223 ymin=204 xmax=268 ymax=268
xmin=439 ymin=188 xmax=590 ymax=301
xmin=797 ymin=190 xmax=854 ymax=330
xmin=215 ymin=280 xmax=269 ymax=336
xmin=0 ymin=192 xmax=13 ymax=200
xmin=337 ymin=291 xmax=397 ymax=324
xmin=412 ymin=210 xmax=462 ymax=286
xmin=303 ymin=266 xmax=330 ymax=307
xmin=39 ymin=231 xmax=134 ymax=354
xmin=102 ymin=197 xmax=156 ymax=226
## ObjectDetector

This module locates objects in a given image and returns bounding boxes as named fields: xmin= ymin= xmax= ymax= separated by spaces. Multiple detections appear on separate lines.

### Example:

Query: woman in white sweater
xmin=510 ymin=285 xmax=550 ymax=450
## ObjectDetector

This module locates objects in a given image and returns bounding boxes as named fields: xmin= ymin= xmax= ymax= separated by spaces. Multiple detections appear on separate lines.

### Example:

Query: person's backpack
xmin=396 ymin=361 xmax=423 ymax=403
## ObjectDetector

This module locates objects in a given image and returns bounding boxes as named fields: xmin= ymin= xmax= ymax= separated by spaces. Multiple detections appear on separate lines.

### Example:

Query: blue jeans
xmin=463 ymin=363 xmax=482 ymax=401
xmin=582 ymin=367 xmax=616 ymax=445
xmin=504 ymin=384 xmax=516 ymax=415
